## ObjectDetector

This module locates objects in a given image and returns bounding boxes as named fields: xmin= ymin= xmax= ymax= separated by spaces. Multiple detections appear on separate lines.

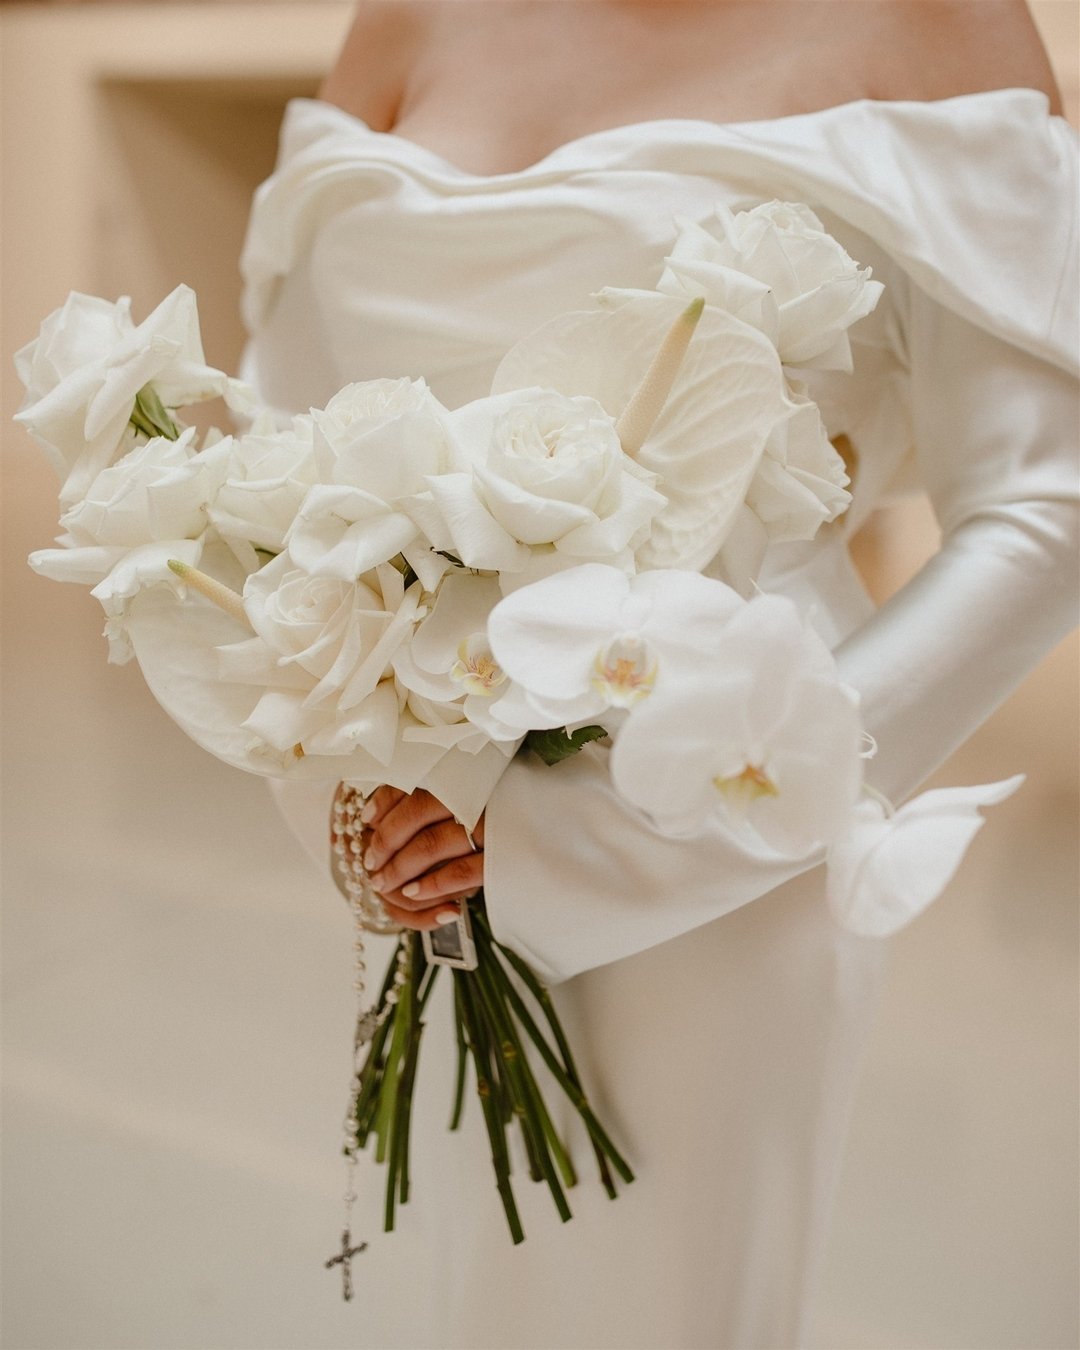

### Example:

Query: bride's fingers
xmin=356 ymin=784 xmax=405 ymax=829
xmin=367 ymin=818 xmax=476 ymax=897
xmin=365 ymin=789 xmax=454 ymax=871
xmin=382 ymin=852 xmax=484 ymax=911
xmin=379 ymin=896 xmax=465 ymax=932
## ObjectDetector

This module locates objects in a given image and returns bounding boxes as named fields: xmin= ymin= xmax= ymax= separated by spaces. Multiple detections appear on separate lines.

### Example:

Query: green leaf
xmin=523 ymin=725 xmax=609 ymax=766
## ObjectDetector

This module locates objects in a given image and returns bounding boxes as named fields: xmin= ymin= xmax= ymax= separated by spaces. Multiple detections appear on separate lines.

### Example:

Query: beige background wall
xmin=2 ymin=4 xmax=1077 ymax=1348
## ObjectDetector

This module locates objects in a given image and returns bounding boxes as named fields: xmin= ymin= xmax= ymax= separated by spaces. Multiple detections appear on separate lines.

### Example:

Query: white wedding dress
xmin=239 ymin=89 xmax=1078 ymax=1348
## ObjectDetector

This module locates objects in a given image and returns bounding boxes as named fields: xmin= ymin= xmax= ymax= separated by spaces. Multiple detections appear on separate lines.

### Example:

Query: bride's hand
xmin=358 ymin=785 xmax=485 ymax=931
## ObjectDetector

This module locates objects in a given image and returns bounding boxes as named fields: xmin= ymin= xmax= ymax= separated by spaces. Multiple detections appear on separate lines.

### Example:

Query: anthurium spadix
xmin=491 ymin=289 xmax=807 ymax=579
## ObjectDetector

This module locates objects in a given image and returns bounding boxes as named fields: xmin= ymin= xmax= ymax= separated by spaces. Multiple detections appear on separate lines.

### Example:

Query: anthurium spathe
xmin=609 ymin=593 xmax=863 ymax=854
xmin=486 ymin=563 xmax=745 ymax=733
xmin=826 ymin=776 xmax=1026 ymax=937
xmin=491 ymin=289 xmax=798 ymax=577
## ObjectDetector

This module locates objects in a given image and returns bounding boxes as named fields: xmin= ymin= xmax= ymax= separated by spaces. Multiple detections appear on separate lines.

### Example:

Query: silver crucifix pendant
xmin=324 ymin=1227 xmax=367 ymax=1302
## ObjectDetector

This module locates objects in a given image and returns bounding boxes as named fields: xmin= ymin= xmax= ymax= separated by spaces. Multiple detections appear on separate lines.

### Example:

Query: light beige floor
xmin=3 ymin=5 xmax=1077 ymax=1348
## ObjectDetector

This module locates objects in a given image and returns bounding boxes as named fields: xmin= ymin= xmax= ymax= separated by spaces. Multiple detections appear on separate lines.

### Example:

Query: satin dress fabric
xmin=239 ymin=89 xmax=1079 ymax=1348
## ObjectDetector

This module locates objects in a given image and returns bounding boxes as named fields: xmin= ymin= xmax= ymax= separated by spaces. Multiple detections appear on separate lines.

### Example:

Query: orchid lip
xmin=450 ymin=634 xmax=507 ymax=698
xmin=592 ymin=634 xmax=657 ymax=708
xmin=713 ymin=763 xmax=778 ymax=803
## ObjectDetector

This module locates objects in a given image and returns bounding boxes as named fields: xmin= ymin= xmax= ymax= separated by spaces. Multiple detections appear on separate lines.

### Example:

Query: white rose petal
xmin=408 ymin=388 xmax=665 ymax=579
xmin=208 ymin=414 xmax=317 ymax=553
xmin=659 ymin=202 xmax=884 ymax=372
xmin=210 ymin=554 xmax=421 ymax=758
xmin=288 ymin=379 xmax=459 ymax=586
xmin=826 ymin=776 xmax=1026 ymax=937
xmin=14 ymin=285 xmax=237 ymax=506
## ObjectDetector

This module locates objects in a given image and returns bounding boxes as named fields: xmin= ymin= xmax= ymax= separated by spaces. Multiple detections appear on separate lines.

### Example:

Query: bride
xmin=240 ymin=2 xmax=1077 ymax=1345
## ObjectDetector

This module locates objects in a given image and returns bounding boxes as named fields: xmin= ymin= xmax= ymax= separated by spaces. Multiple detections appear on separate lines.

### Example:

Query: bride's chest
xmin=392 ymin=6 xmax=879 ymax=178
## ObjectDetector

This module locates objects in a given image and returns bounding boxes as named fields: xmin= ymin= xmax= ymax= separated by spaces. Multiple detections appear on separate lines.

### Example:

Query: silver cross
xmin=324 ymin=1227 xmax=367 ymax=1302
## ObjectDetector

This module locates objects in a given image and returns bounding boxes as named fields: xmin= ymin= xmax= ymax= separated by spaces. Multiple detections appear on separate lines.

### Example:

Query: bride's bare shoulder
xmin=870 ymin=0 xmax=1063 ymax=112
xmin=318 ymin=1 xmax=432 ymax=129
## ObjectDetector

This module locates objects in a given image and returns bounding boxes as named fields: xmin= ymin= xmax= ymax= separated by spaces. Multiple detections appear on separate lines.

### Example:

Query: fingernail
xmin=363 ymin=848 xmax=376 ymax=871
xmin=360 ymin=800 xmax=377 ymax=823
xmin=401 ymin=882 xmax=420 ymax=899
xmin=435 ymin=909 xmax=459 ymax=925
xmin=368 ymin=870 xmax=386 ymax=889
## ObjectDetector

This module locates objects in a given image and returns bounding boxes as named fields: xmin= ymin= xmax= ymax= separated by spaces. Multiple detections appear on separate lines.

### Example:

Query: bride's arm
xmin=479 ymin=283 xmax=1078 ymax=984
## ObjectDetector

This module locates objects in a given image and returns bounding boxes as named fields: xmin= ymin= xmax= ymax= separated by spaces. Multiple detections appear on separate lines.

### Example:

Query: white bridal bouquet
xmin=17 ymin=201 xmax=1021 ymax=1289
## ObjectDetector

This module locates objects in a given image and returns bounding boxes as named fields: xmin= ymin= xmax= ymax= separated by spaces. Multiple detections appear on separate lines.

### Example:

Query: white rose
xmin=27 ymin=427 xmax=228 ymax=660
xmin=217 ymin=554 xmax=421 ymax=759
xmin=287 ymin=378 xmax=459 ymax=589
xmin=659 ymin=202 xmax=884 ymax=371
xmin=14 ymin=285 xmax=248 ymax=507
xmin=405 ymin=388 xmax=664 ymax=584
xmin=207 ymin=413 xmax=317 ymax=554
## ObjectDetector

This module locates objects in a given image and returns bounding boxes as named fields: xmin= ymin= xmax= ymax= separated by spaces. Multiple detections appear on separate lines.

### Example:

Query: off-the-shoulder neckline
xmin=286 ymin=87 xmax=1057 ymax=182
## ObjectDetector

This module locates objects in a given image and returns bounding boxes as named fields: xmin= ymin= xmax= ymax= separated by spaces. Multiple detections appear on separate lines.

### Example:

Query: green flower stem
xmin=394 ymin=937 xmax=428 ymax=1207
xmin=474 ymin=920 xmax=634 ymax=1188
xmin=449 ymin=979 xmax=470 ymax=1131
xmin=374 ymin=957 xmax=412 ymax=1167
xmin=472 ymin=955 xmax=577 ymax=1209
xmin=351 ymin=942 xmax=405 ymax=1150
xmin=455 ymin=969 xmax=525 ymax=1244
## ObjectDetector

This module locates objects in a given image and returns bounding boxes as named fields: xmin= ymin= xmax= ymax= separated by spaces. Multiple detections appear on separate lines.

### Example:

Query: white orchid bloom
xmin=486 ymin=563 xmax=746 ymax=734
xmin=609 ymin=594 xmax=863 ymax=855
xmin=392 ymin=571 xmax=526 ymax=745
xmin=826 ymin=776 xmax=1026 ymax=937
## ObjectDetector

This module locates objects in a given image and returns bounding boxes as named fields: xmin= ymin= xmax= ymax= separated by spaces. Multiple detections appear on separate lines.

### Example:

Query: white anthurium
xmin=392 ymin=570 xmax=527 ymax=744
xmin=404 ymin=388 xmax=665 ymax=585
xmin=826 ymin=776 xmax=1026 ymax=937
xmin=658 ymin=201 xmax=884 ymax=372
xmin=486 ymin=563 xmax=746 ymax=734
xmin=287 ymin=380 xmax=460 ymax=589
xmin=14 ymin=286 xmax=249 ymax=508
xmin=207 ymin=411 xmax=318 ymax=554
xmin=609 ymin=593 xmax=863 ymax=855
xmin=491 ymin=289 xmax=794 ymax=575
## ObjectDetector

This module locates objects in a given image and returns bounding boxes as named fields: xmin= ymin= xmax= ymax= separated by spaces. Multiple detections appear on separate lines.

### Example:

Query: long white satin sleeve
xmin=484 ymin=276 xmax=1079 ymax=985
